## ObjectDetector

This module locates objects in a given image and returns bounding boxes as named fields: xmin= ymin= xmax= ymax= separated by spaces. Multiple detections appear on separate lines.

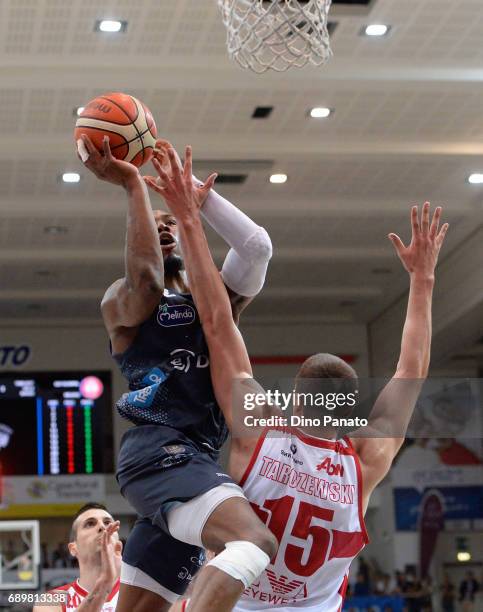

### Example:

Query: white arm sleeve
xmin=197 ymin=182 xmax=272 ymax=297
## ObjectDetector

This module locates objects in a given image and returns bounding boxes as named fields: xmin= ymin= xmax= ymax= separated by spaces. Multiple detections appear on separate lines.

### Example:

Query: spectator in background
xmin=459 ymin=571 xmax=479 ymax=611
xmin=420 ymin=577 xmax=433 ymax=611
xmin=403 ymin=576 xmax=421 ymax=612
xmin=6 ymin=538 xmax=18 ymax=562
xmin=383 ymin=573 xmax=391 ymax=595
xmin=358 ymin=557 xmax=371 ymax=589
xmin=374 ymin=572 xmax=385 ymax=595
xmin=52 ymin=542 xmax=69 ymax=568
xmin=375 ymin=572 xmax=391 ymax=595
xmin=399 ymin=572 xmax=418 ymax=612
xmin=40 ymin=542 xmax=50 ymax=569
xmin=354 ymin=572 xmax=371 ymax=597
xmin=441 ymin=574 xmax=456 ymax=612
xmin=394 ymin=570 xmax=406 ymax=595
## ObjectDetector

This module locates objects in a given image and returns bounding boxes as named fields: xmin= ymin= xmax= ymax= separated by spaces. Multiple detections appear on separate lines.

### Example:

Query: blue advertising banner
xmin=343 ymin=595 xmax=404 ymax=611
xmin=392 ymin=465 xmax=483 ymax=531
xmin=394 ymin=485 xmax=483 ymax=531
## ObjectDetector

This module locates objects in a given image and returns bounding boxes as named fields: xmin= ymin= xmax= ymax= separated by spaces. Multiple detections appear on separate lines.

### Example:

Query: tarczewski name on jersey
xmin=259 ymin=456 xmax=355 ymax=505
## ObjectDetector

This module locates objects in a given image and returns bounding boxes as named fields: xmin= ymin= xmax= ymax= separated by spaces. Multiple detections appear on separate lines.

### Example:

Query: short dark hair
xmin=296 ymin=353 xmax=357 ymax=381
xmin=295 ymin=353 xmax=358 ymax=418
xmin=70 ymin=503 xmax=109 ymax=542
xmin=295 ymin=353 xmax=358 ymax=394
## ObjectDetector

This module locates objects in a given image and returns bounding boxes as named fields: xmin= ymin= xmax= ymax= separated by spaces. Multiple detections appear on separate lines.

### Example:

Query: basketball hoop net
xmin=217 ymin=0 xmax=333 ymax=73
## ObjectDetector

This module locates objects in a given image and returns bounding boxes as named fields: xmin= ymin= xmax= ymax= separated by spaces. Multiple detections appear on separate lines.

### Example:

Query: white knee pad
xmin=207 ymin=541 xmax=270 ymax=588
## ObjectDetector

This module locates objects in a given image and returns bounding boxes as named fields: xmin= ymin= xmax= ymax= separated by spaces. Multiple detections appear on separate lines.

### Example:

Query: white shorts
xmin=167 ymin=482 xmax=246 ymax=547
xmin=121 ymin=561 xmax=180 ymax=603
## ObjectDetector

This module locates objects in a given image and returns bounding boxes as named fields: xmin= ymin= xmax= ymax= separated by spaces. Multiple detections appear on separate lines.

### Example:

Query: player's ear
xmin=68 ymin=541 xmax=78 ymax=558
xmin=292 ymin=391 xmax=303 ymax=417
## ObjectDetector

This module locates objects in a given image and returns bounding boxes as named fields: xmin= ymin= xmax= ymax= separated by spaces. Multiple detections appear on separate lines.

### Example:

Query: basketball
xmin=74 ymin=92 xmax=157 ymax=168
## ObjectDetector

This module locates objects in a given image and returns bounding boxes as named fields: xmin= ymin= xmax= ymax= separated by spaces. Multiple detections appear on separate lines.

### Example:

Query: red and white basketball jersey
xmin=234 ymin=429 xmax=369 ymax=612
xmin=54 ymin=578 xmax=120 ymax=612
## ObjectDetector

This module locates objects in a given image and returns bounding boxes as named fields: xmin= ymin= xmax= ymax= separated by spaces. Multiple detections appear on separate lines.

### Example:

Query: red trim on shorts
xmin=238 ymin=427 xmax=269 ymax=487
xmin=337 ymin=574 xmax=349 ymax=612
xmin=344 ymin=436 xmax=369 ymax=544
xmin=181 ymin=599 xmax=189 ymax=612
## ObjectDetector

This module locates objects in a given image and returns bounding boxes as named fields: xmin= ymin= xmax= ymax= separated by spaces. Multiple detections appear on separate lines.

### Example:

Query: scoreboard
xmin=0 ymin=372 xmax=113 ymax=476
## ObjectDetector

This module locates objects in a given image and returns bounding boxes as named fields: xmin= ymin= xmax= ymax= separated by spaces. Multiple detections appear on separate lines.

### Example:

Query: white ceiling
xmin=0 ymin=0 xmax=482 ymax=364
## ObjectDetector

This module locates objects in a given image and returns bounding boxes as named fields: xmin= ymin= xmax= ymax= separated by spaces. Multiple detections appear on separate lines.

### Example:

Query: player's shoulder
xmin=347 ymin=435 xmax=396 ymax=491
xmin=101 ymin=278 xmax=125 ymax=308
xmin=101 ymin=278 xmax=126 ymax=330
xmin=33 ymin=580 xmax=77 ymax=612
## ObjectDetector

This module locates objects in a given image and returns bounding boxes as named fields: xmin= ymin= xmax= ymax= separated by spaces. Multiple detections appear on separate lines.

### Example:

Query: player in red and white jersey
xmin=157 ymin=151 xmax=448 ymax=611
xmin=234 ymin=430 xmax=367 ymax=610
xmin=34 ymin=503 xmax=122 ymax=612
xmin=54 ymin=577 xmax=120 ymax=612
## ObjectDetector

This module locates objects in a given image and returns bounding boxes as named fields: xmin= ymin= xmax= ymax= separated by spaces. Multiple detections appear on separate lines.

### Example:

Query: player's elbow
xmin=395 ymin=361 xmax=429 ymax=379
xmin=250 ymin=226 xmax=273 ymax=263
xmin=237 ymin=226 xmax=273 ymax=265
xmin=128 ymin=266 xmax=164 ymax=294
xmin=202 ymin=308 xmax=232 ymax=338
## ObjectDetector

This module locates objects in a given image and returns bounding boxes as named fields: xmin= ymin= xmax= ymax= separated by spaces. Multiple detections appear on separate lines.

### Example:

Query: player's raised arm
xmin=144 ymin=139 xmax=272 ymax=320
xmin=73 ymin=521 xmax=120 ymax=612
xmin=353 ymin=203 xmax=449 ymax=491
xmin=77 ymin=135 xmax=165 ymax=339
xmin=152 ymin=147 xmax=256 ymax=428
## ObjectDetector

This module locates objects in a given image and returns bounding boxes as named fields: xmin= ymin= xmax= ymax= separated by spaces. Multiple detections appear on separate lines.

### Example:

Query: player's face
xmin=71 ymin=509 xmax=118 ymax=560
xmin=153 ymin=210 xmax=179 ymax=258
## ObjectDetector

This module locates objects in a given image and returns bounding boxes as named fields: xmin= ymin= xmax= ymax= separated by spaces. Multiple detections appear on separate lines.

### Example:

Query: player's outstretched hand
xmin=145 ymin=145 xmax=217 ymax=221
xmin=143 ymin=138 xmax=182 ymax=192
xmin=388 ymin=202 xmax=449 ymax=279
xmin=96 ymin=520 xmax=121 ymax=591
xmin=76 ymin=135 xmax=140 ymax=188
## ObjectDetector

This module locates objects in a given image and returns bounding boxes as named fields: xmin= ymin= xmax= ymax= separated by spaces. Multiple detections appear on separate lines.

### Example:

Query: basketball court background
xmin=0 ymin=0 xmax=481 ymax=609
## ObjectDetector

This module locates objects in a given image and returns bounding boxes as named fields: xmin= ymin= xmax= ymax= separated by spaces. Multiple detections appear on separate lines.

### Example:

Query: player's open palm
xmin=147 ymin=145 xmax=217 ymax=221
xmin=389 ymin=202 xmax=449 ymax=278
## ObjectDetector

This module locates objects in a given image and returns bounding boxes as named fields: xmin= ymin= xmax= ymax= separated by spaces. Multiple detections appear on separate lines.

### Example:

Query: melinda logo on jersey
xmin=157 ymin=304 xmax=195 ymax=327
